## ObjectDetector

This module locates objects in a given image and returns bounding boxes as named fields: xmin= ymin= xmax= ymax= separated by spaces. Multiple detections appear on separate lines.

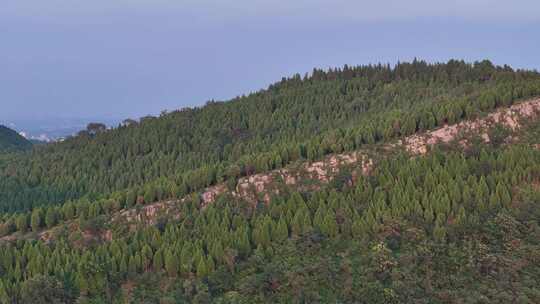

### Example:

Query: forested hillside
xmin=0 ymin=60 xmax=540 ymax=303
xmin=0 ymin=126 xmax=31 ymax=152
xmin=1 ymin=59 xmax=540 ymax=213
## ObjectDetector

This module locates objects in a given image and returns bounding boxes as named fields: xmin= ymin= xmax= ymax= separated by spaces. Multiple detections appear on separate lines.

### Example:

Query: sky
xmin=1 ymin=0 xmax=540 ymax=122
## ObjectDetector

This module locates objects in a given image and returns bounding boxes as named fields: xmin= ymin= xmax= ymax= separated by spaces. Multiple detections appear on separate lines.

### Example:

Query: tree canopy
xmin=0 ymin=59 xmax=539 ymax=303
xmin=0 ymin=59 xmax=539 ymax=213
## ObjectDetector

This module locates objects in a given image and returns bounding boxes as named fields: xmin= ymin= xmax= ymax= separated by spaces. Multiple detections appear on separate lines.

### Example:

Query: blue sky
xmin=1 ymin=1 xmax=539 ymax=121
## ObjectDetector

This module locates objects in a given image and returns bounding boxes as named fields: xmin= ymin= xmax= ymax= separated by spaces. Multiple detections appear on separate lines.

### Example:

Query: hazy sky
xmin=1 ymin=1 xmax=539 ymax=121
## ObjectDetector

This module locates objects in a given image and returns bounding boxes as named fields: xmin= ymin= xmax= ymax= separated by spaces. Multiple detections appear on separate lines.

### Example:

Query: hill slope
xmin=0 ymin=60 xmax=540 ymax=303
xmin=1 ymin=59 xmax=540 ymax=213
xmin=1 ymin=99 xmax=539 ymax=303
xmin=0 ymin=125 xmax=31 ymax=152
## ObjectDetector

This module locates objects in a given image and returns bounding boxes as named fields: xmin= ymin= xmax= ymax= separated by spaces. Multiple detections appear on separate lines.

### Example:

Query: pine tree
xmin=15 ymin=214 xmax=29 ymax=233
xmin=196 ymin=257 xmax=208 ymax=278
xmin=45 ymin=208 xmax=57 ymax=228
xmin=164 ymin=250 xmax=178 ymax=277
xmin=291 ymin=211 xmax=304 ymax=237
xmin=273 ymin=217 xmax=289 ymax=242
xmin=496 ymin=183 xmax=512 ymax=207
xmin=206 ymin=256 xmax=215 ymax=273
xmin=31 ymin=209 xmax=43 ymax=232
xmin=141 ymin=245 xmax=153 ymax=271
xmin=153 ymin=249 xmax=164 ymax=271
xmin=128 ymin=255 xmax=138 ymax=277
xmin=62 ymin=203 xmax=75 ymax=220
xmin=302 ymin=212 xmax=313 ymax=233
xmin=489 ymin=192 xmax=501 ymax=209
xmin=456 ymin=206 xmax=467 ymax=226
xmin=322 ymin=212 xmax=338 ymax=238
xmin=119 ymin=255 xmax=128 ymax=279
xmin=433 ymin=224 xmax=447 ymax=242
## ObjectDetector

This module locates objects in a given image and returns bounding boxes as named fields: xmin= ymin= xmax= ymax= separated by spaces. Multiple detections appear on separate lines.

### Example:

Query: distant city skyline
xmin=2 ymin=1 xmax=539 ymax=121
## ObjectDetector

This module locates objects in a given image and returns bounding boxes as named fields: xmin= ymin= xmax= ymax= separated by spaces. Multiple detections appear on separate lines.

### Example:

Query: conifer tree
xmin=274 ymin=217 xmax=289 ymax=242
xmin=153 ymin=250 xmax=164 ymax=271
xmin=45 ymin=208 xmax=57 ymax=228
xmin=196 ymin=258 xmax=208 ymax=278
xmin=15 ymin=214 xmax=29 ymax=233
xmin=31 ymin=209 xmax=43 ymax=232
xmin=164 ymin=250 xmax=178 ymax=277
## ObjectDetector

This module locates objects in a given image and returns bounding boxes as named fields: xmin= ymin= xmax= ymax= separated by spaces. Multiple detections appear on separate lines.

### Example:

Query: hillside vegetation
xmin=1 ymin=60 xmax=540 ymax=214
xmin=0 ymin=60 xmax=540 ymax=303
xmin=0 ymin=125 xmax=31 ymax=152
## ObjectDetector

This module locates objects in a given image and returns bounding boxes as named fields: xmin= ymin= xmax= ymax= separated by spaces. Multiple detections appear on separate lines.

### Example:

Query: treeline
xmin=1 ymin=141 xmax=539 ymax=303
xmin=1 ymin=60 xmax=540 ymax=214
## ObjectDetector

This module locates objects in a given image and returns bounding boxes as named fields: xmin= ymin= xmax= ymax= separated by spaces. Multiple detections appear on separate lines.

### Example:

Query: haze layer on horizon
xmin=2 ymin=0 xmax=539 ymax=121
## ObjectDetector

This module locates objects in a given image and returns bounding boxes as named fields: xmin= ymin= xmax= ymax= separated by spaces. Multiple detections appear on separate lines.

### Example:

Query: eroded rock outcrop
xmin=4 ymin=98 xmax=540 ymax=244
xmin=403 ymin=98 xmax=540 ymax=154
xmin=232 ymin=152 xmax=372 ymax=204
xmin=201 ymin=184 xmax=228 ymax=208
xmin=117 ymin=200 xmax=178 ymax=225
xmin=117 ymin=98 xmax=540 ymax=223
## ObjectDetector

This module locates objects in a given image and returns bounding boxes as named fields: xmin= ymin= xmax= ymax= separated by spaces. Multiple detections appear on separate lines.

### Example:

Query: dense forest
xmin=0 ymin=59 xmax=540 ymax=303
xmin=0 ymin=126 xmax=31 ymax=153
xmin=1 ymin=59 xmax=540 ymax=214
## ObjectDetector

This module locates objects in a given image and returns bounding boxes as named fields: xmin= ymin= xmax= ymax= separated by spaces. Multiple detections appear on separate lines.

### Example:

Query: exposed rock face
xmin=403 ymin=98 xmax=540 ymax=154
xmin=232 ymin=152 xmax=371 ymax=204
xmin=117 ymin=98 xmax=540 ymax=223
xmin=39 ymin=230 xmax=54 ymax=243
xmin=236 ymin=173 xmax=276 ymax=204
xmin=224 ymin=99 xmax=540 ymax=205
xmin=36 ymin=222 xmax=112 ymax=245
xmin=5 ymin=98 xmax=539 ymax=244
xmin=201 ymin=184 xmax=228 ymax=208
xmin=118 ymin=200 xmax=177 ymax=225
